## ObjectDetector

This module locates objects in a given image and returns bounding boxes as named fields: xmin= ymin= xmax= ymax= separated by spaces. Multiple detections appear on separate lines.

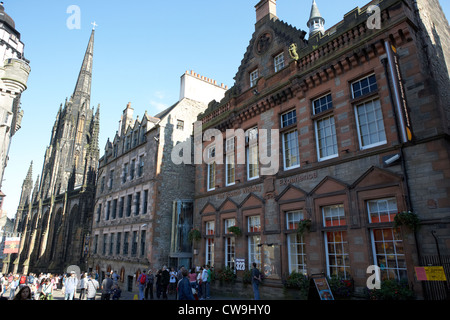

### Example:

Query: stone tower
xmin=11 ymin=29 xmax=99 ymax=274
xmin=307 ymin=0 xmax=325 ymax=37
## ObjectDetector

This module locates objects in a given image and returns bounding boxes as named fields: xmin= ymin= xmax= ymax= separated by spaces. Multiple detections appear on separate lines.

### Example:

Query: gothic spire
xmin=72 ymin=28 xmax=95 ymax=110
xmin=307 ymin=0 xmax=325 ymax=37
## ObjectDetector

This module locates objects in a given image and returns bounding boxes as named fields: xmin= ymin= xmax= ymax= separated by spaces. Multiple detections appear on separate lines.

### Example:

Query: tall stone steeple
xmin=14 ymin=161 xmax=33 ymax=233
xmin=307 ymin=0 xmax=325 ymax=37
xmin=71 ymin=29 xmax=95 ymax=112
xmin=39 ymin=29 xmax=98 ymax=198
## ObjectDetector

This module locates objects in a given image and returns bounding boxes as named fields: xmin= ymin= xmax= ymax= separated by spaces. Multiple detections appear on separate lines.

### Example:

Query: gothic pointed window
xmin=76 ymin=116 xmax=85 ymax=144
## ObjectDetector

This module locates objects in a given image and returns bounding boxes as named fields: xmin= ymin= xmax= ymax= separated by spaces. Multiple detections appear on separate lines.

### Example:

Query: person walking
xmin=111 ymin=284 xmax=122 ymax=300
xmin=201 ymin=266 xmax=209 ymax=299
xmin=41 ymin=278 xmax=53 ymax=300
xmin=64 ymin=271 xmax=78 ymax=300
xmin=101 ymin=273 xmax=113 ymax=300
xmin=169 ymin=267 xmax=177 ymax=295
xmin=145 ymin=269 xmax=154 ymax=300
xmin=137 ymin=270 xmax=147 ymax=300
xmin=251 ymin=262 xmax=262 ymax=300
xmin=155 ymin=269 xmax=162 ymax=299
xmin=86 ymin=273 xmax=99 ymax=300
xmin=8 ymin=275 xmax=19 ymax=300
xmin=161 ymin=266 xmax=170 ymax=300
xmin=79 ymin=273 xmax=87 ymax=300
xmin=178 ymin=269 xmax=195 ymax=300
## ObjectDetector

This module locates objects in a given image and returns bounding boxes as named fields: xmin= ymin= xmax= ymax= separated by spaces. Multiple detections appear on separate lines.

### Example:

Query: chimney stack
xmin=255 ymin=0 xmax=277 ymax=24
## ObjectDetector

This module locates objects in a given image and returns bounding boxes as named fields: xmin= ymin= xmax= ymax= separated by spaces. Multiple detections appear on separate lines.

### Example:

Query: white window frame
xmin=250 ymin=69 xmax=259 ymax=87
xmin=246 ymin=127 xmax=259 ymax=181
xmin=354 ymin=98 xmax=387 ymax=150
xmin=225 ymin=138 xmax=235 ymax=186
xmin=324 ymin=231 xmax=351 ymax=279
xmin=315 ymin=115 xmax=338 ymax=161
xmin=286 ymin=210 xmax=307 ymax=274
xmin=351 ymin=74 xmax=378 ymax=99
xmin=274 ymin=52 xmax=285 ymax=72
xmin=367 ymin=197 xmax=398 ymax=223
xmin=224 ymin=218 xmax=236 ymax=234
xmin=322 ymin=204 xmax=346 ymax=227
xmin=206 ymin=146 xmax=216 ymax=191
xmin=282 ymin=129 xmax=300 ymax=170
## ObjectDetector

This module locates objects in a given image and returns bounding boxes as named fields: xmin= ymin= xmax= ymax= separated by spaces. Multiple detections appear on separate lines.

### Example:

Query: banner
xmin=3 ymin=237 xmax=20 ymax=254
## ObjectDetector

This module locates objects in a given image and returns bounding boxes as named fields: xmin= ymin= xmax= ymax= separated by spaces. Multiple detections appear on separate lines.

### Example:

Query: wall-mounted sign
xmin=235 ymin=259 xmax=246 ymax=271
xmin=415 ymin=266 xmax=447 ymax=281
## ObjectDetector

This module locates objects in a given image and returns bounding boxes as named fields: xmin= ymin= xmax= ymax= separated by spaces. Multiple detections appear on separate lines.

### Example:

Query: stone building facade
xmin=0 ymin=3 xmax=30 ymax=191
xmin=88 ymin=71 xmax=226 ymax=291
xmin=9 ymin=29 xmax=99 ymax=274
xmin=193 ymin=0 xmax=450 ymax=299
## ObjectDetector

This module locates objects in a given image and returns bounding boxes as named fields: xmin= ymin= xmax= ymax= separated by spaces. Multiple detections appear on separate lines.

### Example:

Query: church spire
xmin=72 ymin=28 xmax=95 ymax=109
xmin=307 ymin=0 xmax=325 ymax=37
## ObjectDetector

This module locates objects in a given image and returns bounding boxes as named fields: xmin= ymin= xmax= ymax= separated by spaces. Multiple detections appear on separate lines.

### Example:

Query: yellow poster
xmin=415 ymin=266 xmax=447 ymax=281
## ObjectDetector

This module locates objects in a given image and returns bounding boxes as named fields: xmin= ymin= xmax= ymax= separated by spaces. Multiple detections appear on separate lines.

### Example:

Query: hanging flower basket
xmin=394 ymin=211 xmax=420 ymax=231
xmin=227 ymin=226 xmax=242 ymax=237
xmin=297 ymin=219 xmax=312 ymax=236
xmin=188 ymin=229 xmax=202 ymax=242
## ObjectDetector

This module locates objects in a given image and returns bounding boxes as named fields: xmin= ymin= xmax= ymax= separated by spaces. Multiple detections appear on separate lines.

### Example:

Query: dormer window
xmin=250 ymin=69 xmax=259 ymax=87
xmin=274 ymin=52 xmax=285 ymax=72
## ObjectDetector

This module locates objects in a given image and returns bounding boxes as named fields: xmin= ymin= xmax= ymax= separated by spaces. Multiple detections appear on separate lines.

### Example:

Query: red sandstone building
xmin=193 ymin=0 xmax=450 ymax=299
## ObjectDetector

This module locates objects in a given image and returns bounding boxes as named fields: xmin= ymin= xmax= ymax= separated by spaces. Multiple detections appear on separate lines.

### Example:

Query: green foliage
xmin=227 ymin=226 xmax=242 ymax=237
xmin=188 ymin=229 xmax=201 ymax=242
xmin=297 ymin=219 xmax=312 ymax=236
xmin=394 ymin=211 xmax=420 ymax=231
xmin=283 ymin=271 xmax=310 ymax=298
xmin=365 ymin=279 xmax=415 ymax=300
xmin=327 ymin=275 xmax=354 ymax=298
xmin=217 ymin=266 xmax=237 ymax=283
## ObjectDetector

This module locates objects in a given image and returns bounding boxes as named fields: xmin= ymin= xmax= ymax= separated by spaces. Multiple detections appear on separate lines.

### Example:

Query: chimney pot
xmin=255 ymin=0 xmax=277 ymax=23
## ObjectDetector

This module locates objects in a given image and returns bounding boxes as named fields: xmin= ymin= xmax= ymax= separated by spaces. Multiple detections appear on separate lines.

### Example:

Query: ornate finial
xmin=91 ymin=21 xmax=98 ymax=30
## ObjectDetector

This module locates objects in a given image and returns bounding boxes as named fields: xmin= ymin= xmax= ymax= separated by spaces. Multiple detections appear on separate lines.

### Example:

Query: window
xmin=325 ymin=231 xmax=351 ymax=279
xmin=355 ymin=99 xmax=386 ymax=149
xmin=246 ymin=127 xmax=259 ymax=180
xmin=322 ymin=204 xmax=346 ymax=227
xmin=140 ymin=230 xmax=146 ymax=257
xmin=315 ymin=115 xmax=338 ymax=161
xmin=143 ymin=190 xmax=148 ymax=214
xmin=119 ymin=197 xmax=124 ymax=218
xmin=248 ymin=216 xmax=261 ymax=233
xmin=116 ymin=233 xmax=121 ymax=255
xmin=135 ymin=192 xmax=140 ymax=215
xmin=131 ymin=231 xmax=138 ymax=256
xmin=274 ymin=52 xmax=285 ymax=72
xmin=109 ymin=170 xmax=114 ymax=190
xmin=368 ymin=198 xmax=398 ymax=223
xmin=286 ymin=211 xmax=307 ymax=274
xmin=112 ymin=199 xmax=117 ymax=219
xmin=177 ymin=120 xmax=184 ymax=130
xmin=100 ymin=176 xmax=105 ymax=192
xmin=93 ymin=235 xmax=98 ymax=254
xmin=123 ymin=232 xmax=129 ymax=255
xmin=371 ymin=228 xmax=406 ymax=281
xmin=103 ymin=234 xmax=107 ymax=255
xmin=96 ymin=204 xmax=102 ymax=223
xmin=225 ymin=138 xmax=235 ymax=186
xmin=281 ymin=110 xmax=300 ymax=170
xmin=130 ymin=159 xmax=135 ymax=180
xmin=206 ymin=221 xmax=215 ymax=235
xmin=122 ymin=163 xmax=128 ymax=183
xmin=109 ymin=233 xmax=114 ymax=255
xmin=250 ymin=69 xmax=258 ymax=87
xmin=224 ymin=218 xmax=236 ymax=234
xmin=207 ymin=146 xmax=216 ymax=191
xmin=351 ymin=74 xmax=378 ymax=99
xmin=225 ymin=237 xmax=236 ymax=270
xmin=138 ymin=155 xmax=144 ymax=177
xmin=105 ymin=201 xmax=111 ymax=221
xmin=248 ymin=235 xmax=261 ymax=269
xmin=313 ymin=93 xmax=333 ymax=114
xmin=126 ymin=195 xmax=132 ymax=217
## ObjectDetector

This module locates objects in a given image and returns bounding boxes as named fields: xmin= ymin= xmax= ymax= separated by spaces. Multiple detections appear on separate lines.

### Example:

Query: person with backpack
xmin=145 ymin=269 xmax=154 ymax=300
xmin=86 ymin=273 xmax=99 ymax=300
xmin=19 ymin=273 xmax=27 ymax=289
xmin=136 ymin=269 xmax=147 ymax=300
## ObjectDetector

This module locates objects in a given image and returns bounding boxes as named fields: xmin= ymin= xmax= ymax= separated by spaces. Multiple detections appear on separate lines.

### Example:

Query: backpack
xmin=20 ymin=275 xmax=27 ymax=284
xmin=140 ymin=274 xmax=147 ymax=285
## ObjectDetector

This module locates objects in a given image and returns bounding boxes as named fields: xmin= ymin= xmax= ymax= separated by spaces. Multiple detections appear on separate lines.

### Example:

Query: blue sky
xmin=2 ymin=0 xmax=450 ymax=218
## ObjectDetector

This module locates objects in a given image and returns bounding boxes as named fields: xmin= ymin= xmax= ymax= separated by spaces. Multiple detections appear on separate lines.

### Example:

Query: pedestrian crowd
xmin=136 ymin=264 xmax=214 ymax=300
xmin=0 ymin=263 xmax=262 ymax=301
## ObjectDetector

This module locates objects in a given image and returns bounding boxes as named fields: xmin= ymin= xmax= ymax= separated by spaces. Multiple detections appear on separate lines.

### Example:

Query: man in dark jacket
xmin=161 ymin=266 xmax=170 ymax=300
xmin=178 ymin=269 xmax=194 ymax=300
